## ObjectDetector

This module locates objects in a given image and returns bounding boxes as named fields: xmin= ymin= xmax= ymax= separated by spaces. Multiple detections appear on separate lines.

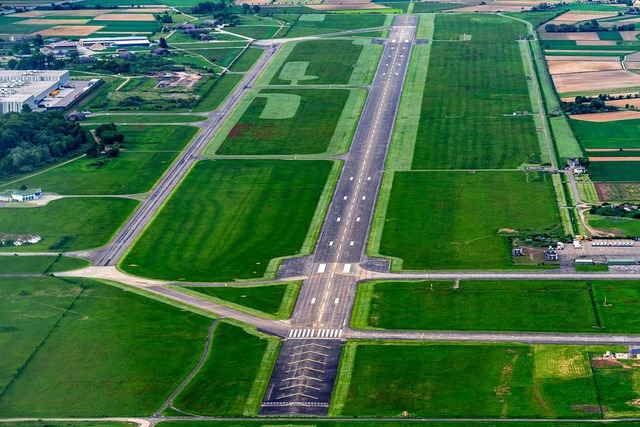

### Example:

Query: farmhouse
xmin=0 ymin=70 xmax=69 ymax=113
xmin=0 ymin=188 xmax=42 ymax=202
xmin=78 ymin=36 xmax=150 ymax=49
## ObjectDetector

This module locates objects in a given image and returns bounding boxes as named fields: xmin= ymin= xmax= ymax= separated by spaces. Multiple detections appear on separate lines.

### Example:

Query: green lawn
xmin=193 ymin=73 xmax=243 ymax=112
xmin=173 ymin=321 xmax=279 ymax=416
xmin=159 ymin=422 xmax=640 ymax=427
xmin=186 ymin=282 xmax=300 ymax=319
xmin=217 ymin=89 xmax=350 ymax=155
xmin=588 ymin=214 xmax=640 ymax=237
xmin=83 ymin=115 xmax=206 ymax=124
xmin=271 ymin=40 xmax=363 ymax=85
xmin=505 ymin=10 xmax=567 ymax=27
xmin=230 ymin=48 xmax=264 ymax=72
xmin=0 ymin=277 xmax=212 ymax=416
xmin=284 ymin=14 xmax=387 ymax=38
xmin=122 ymin=160 xmax=331 ymax=281
xmin=0 ymin=256 xmax=88 ymax=274
xmin=589 ymin=161 xmax=640 ymax=182
xmin=379 ymin=171 xmax=560 ymax=270
xmin=0 ymin=198 xmax=137 ymax=252
xmin=335 ymin=343 xmax=601 ymax=418
xmin=354 ymin=280 xmax=640 ymax=333
xmin=570 ymin=118 xmax=640 ymax=149
xmin=412 ymin=14 xmax=539 ymax=169
xmin=593 ymin=358 xmax=640 ymax=417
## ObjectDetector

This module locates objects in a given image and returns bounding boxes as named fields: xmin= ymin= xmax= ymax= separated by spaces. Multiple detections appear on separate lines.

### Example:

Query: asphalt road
xmin=92 ymin=45 xmax=280 ymax=267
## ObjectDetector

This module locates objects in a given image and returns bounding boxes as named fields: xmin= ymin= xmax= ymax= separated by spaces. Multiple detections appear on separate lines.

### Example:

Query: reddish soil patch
xmin=570 ymin=110 xmax=640 ymax=122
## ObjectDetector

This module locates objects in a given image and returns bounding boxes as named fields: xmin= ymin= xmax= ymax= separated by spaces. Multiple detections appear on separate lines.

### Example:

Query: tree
xmin=7 ymin=58 xmax=17 ymax=70
xmin=159 ymin=37 xmax=169 ymax=49
xmin=21 ymin=104 xmax=32 ymax=113
xmin=252 ymin=4 xmax=261 ymax=13
xmin=33 ymin=34 xmax=43 ymax=46
xmin=241 ymin=3 xmax=250 ymax=13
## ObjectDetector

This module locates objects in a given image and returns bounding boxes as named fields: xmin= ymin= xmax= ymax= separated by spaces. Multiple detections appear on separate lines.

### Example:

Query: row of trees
xmin=590 ymin=203 xmax=640 ymax=219
xmin=87 ymin=123 xmax=123 ymax=158
xmin=560 ymin=98 xmax=618 ymax=115
xmin=191 ymin=0 xmax=239 ymax=24
xmin=0 ymin=111 xmax=86 ymax=178
xmin=545 ymin=19 xmax=635 ymax=32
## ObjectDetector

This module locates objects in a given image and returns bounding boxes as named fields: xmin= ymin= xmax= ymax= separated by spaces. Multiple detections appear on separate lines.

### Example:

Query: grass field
xmin=158 ymin=423 xmax=640 ymax=427
xmin=0 ymin=198 xmax=137 ymax=252
xmin=0 ymin=256 xmax=88 ymax=273
xmin=506 ymin=10 xmax=567 ymax=27
xmin=412 ymin=14 xmax=538 ymax=169
xmin=217 ymin=89 xmax=350 ymax=155
xmin=379 ymin=171 xmax=560 ymax=270
xmin=335 ymin=343 xmax=604 ymax=418
xmin=284 ymin=14 xmax=387 ymax=38
xmin=193 ymin=73 xmax=243 ymax=112
xmin=271 ymin=40 xmax=363 ymax=85
xmin=230 ymin=48 xmax=263 ymax=72
xmin=186 ymin=282 xmax=300 ymax=319
xmin=593 ymin=357 xmax=640 ymax=417
xmin=570 ymin=118 xmax=640 ymax=149
xmin=173 ymin=321 xmax=279 ymax=416
xmin=82 ymin=114 xmax=206 ymax=124
xmin=354 ymin=280 xmax=640 ymax=333
xmin=589 ymin=161 xmax=640 ymax=182
xmin=0 ymin=277 xmax=212 ymax=416
xmin=588 ymin=214 xmax=640 ymax=236
xmin=122 ymin=160 xmax=331 ymax=282
xmin=3 ymin=126 xmax=197 ymax=195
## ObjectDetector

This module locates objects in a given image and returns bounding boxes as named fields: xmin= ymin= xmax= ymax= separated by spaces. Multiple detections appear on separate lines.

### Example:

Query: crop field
xmin=3 ymin=126 xmax=197 ymax=195
xmin=0 ymin=277 xmax=212 ymax=416
xmin=217 ymin=89 xmax=350 ymax=155
xmin=589 ymin=161 xmax=640 ymax=182
xmin=0 ymin=198 xmax=137 ymax=252
xmin=186 ymin=282 xmax=300 ymax=319
xmin=412 ymin=14 xmax=538 ymax=169
xmin=570 ymin=118 xmax=640 ymax=149
xmin=122 ymin=160 xmax=332 ymax=282
xmin=354 ymin=280 xmax=640 ymax=333
xmin=173 ymin=322 xmax=279 ymax=416
xmin=271 ymin=40 xmax=363 ymax=85
xmin=379 ymin=171 xmax=560 ymax=270
xmin=0 ymin=256 xmax=87 ymax=273
xmin=335 ymin=343 xmax=606 ymax=418
xmin=283 ymin=14 xmax=387 ymax=38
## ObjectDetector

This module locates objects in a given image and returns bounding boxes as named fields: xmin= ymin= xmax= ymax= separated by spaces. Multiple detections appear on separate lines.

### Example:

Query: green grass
xmin=589 ymin=161 xmax=640 ymax=182
xmin=185 ymin=282 xmax=300 ymax=319
xmin=336 ymin=342 xmax=598 ymax=418
xmin=379 ymin=171 xmax=561 ymax=270
xmin=570 ymin=118 xmax=640 ymax=149
xmin=193 ymin=73 xmax=243 ymax=112
xmin=588 ymin=215 xmax=640 ymax=236
xmin=230 ymin=47 xmax=263 ymax=72
xmin=3 ymin=126 xmax=197 ymax=195
xmin=173 ymin=321 xmax=279 ymax=416
xmin=271 ymin=40 xmax=363 ymax=85
xmin=158 ymin=422 xmax=640 ymax=427
xmin=593 ymin=358 xmax=640 ymax=417
xmin=412 ymin=14 xmax=538 ymax=169
xmin=87 ymin=19 xmax=160 ymax=34
xmin=83 ymin=114 xmax=206 ymax=124
xmin=0 ymin=277 xmax=212 ymax=416
xmin=599 ymin=31 xmax=623 ymax=41
xmin=229 ymin=25 xmax=280 ymax=39
xmin=284 ymin=14 xmax=387 ymax=38
xmin=0 ymin=198 xmax=137 ymax=252
xmin=217 ymin=89 xmax=350 ymax=155
xmin=353 ymin=280 xmax=640 ymax=332
xmin=0 ymin=256 xmax=88 ymax=273
xmin=506 ymin=10 xmax=567 ymax=28
xmin=576 ymin=264 xmax=609 ymax=272
xmin=177 ymin=47 xmax=243 ymax=67
xmin=122 ymin=160 xmax=332 ymax=281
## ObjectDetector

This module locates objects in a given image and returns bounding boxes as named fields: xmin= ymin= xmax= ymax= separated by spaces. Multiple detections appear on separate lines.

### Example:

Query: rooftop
xmin=0 ymin=70 xmax=68 ymax=104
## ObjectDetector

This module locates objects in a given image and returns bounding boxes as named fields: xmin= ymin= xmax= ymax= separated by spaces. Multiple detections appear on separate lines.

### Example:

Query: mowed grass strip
xmin=186 ymin=282 xmax=300 ymax=319
xmin=0 ymin=256 xmax=88 ymax=274
xmin=271 ymin=40 xmax=363 ymax=85
xmin=0 ymin=198 xmax=137 ymax=252
xmin=173 ymin=322 xmax=279 ymax=416
xmin=284 ymin=14 xmax=387 ymax=39
xmin=0 ymin=277 xmax=212 ymax=417
xmin=355 ymin=280 xmax=598 ymax=332
xmin=82 ymin=115 xmax=206 ymax=124
xmin=379 ymin=171 xmax=560 ymax=270
xmin=217 ymin=89 xmax=350 ymax=155
xmin=122 ymin=160 xmax=332 ymax=281
xmin=570 ymin=118 xmax=640 ymax=149
xmin=412 ymin=14 xmax=538 ymax=169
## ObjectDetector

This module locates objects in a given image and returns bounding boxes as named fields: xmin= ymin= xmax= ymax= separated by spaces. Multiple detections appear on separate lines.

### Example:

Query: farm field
xmin=412 ymin=14 xmax=539 ymax=169
xmin=185 ymin=282 xmax=300 ymax=319
xmin=122 ymin=160 xmax=332 ymax=282
xmin=334 ymin=343 xmax=607 ymax=418
xmin=379 ymin=171 xmax=560 ymax=270
xmin=283 ymin=14 xmax=388 ymax=38
xmin=589 ymin=161 xmax=640 ymax=182
xmin=0 ymin=198 xmax=137 ymax=252
xmin=270 ymin=39 xmax=370 ymax=85
xmin=0 ymin=256 xmax=88 ymax=273
xmin=216 ymin=89 xmax=351 ymax=155
xmin=3 ymin=126 xmax=198 ymax=195
xmin=594 ymin=182 xmax=640 ymax=201
xmin=158 ymin=423 xmax=640 ymax=427
xmin=0 ymin=277 xmax=212 ymax=417
xmin=570 ymin=118 xmax=640 ymax=149
xmin=353 ymin=280 xmax=640 ymax=333
xmin=172 ymin=321 xmax=279 ymax=416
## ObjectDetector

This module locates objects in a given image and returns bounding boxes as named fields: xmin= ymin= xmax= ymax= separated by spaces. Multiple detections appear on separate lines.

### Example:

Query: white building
xmin=0 ymin=70 xmax=69 ymax=113
xmin=0 ymin=188 xmax=42 ymax=202
xmin=78 ymin=36 xmax=150 ymax=49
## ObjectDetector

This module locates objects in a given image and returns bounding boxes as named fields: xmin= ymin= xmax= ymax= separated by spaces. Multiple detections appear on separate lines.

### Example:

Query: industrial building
xmin=0 ymin=188 xmax=42 ymax=202
xmin=0 ymin=70 xmax=69 ymax=113
xmin=78 ymin=36 xmax=150 ymax=49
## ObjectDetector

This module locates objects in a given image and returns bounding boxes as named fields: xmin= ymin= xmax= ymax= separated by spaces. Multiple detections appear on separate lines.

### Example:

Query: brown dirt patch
xmin=592 ymin=357 xmax=624 ymax=368
xmin=575 ymin=40 xmax=618 ymax=46
xmin=595 ymin=182 xmax=640 ymax=201
xmin=94 ymin=13 xmax=156 ymax=21
xmin=571 ymin=405 xmax=603 ymax=413
xmin=19 ymin=18 xmax=89 ymax=25
xmin=587 ymin=148 xmax=640 ymax=152
xmin=547 ymin=11 xmax=620 ymax=25
xmin=454 ymin=4 xmax=531 ymax=12
xmin=553 ymin=70 xmax=640 ymax=94
xmin=548 ymin=55 xmax=623 ymax=62
xmin=621 ymin=30 xmax=640 ymax=41
xmin=546 ymin=50 xmax=632 ymax=54
xmin=600 ymin=98 xmax=640 ymax=108
xmin=570 ymin=110 xmax=640 ymax=122
xmin=564 ymin=32 xmax=601 ymax=41
xmin=548 ymin=60 xmax=621 ymax=75
xmin=590 ymin=156 xmax=640 ymax=161
xmin=14 ymin=9 xmax=108 ymax=17
xmin=34 ymin=25 xmax=103 ymax=36
xmin=307 ymin=3 xmax=387 ymax=9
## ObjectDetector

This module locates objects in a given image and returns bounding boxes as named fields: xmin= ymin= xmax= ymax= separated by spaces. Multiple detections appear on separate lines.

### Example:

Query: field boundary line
xmin=244 ymin=335 xmax=282 ymax=416
xmin=327 ymin=341 xmax=358 ymax=416
xmin=349 ymin=39 xmax=384 ymax=86
xmin=276 ymin=281 xmax=301 ymax=319
xmin=326 ymin=88 xmax=368 ymax=155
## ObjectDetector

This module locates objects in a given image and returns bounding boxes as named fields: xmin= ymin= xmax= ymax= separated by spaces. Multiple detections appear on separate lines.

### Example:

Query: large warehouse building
xmin=0 ymin=70 xmax=70 ymax=113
